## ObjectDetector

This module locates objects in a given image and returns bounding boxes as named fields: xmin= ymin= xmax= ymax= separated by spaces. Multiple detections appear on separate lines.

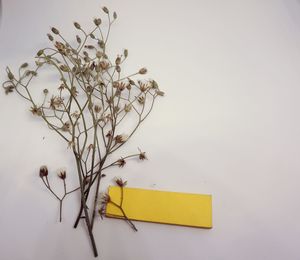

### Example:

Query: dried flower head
xmin=115 ymin=177 xmax=127 ymax=187
xmin=116 ymin=158 xmax=126 ymax=168
xmin=101 ymin=193 xmax=111 ymax=204
xmin=30 ymin=106 xmax=42 ymax=116
xmin=115 ymin=134 xmax=128 ymax=143
xmin=58 ymin=169 xmax=66 ymax=180
xmin=4 ymin=85 xmax=14 ymax=95
xmin=139 ymin=151 xmax=147 ymax=160
xmin=39 ymin=166 xmax=48 ymax=178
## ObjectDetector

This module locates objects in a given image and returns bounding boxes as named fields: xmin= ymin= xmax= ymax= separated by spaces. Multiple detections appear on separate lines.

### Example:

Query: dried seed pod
xmin=113 ymin=12 xmax=117 ymax=19
xmin=116 ymin=65 xmax=121 ymax=73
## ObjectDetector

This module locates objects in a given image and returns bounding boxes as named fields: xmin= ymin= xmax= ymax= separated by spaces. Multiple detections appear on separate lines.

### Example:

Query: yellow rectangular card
xmin=106 ymin=186 xmax=212 ymax=228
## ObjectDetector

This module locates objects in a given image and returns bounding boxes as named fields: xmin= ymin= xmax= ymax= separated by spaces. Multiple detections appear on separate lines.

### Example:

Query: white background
xmin=1 ymin=0 xmax=300 ymax=259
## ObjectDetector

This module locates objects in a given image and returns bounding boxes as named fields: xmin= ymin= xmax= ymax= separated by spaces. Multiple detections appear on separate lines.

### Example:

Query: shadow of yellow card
xmin=106 ymin=186 xmax=212 ymax=228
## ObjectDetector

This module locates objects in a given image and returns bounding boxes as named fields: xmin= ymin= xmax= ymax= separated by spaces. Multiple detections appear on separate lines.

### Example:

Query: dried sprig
xmin=2 ymin=6 xmax=164 ymax=258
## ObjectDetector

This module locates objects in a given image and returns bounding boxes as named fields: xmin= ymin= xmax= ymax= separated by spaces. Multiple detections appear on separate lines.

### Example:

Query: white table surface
xmin=1 ymin=0 xmax=300 ymax=259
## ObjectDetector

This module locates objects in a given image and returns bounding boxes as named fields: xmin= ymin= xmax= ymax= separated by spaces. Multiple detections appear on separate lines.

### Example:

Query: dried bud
xmin=39 ymin=166 xmax=48 ymax=178
xmin=87 ymin=144 xmax=94 ymax=151
xmin=96 ymin=51 xmax=103 ymax=58
xmin=73 ymin=22 xmax=81 ymax=29
xmin=7 ymin=70 xmax=14 ymax=80
xmin=85 ymin=45 xmax=95 ymax=50
xmin=151 ymin=80 xmax=159 ymax=89
xmin=101 ymin=193 xmax=111 ymax=204
xmin=128 ymin=79 xmax=135 ymax=85
xmin=115 ymin=177 xmax=127 ymax=187
xmin=61 ymin=122 xmax=71 ymax=132
xmin=94 ymin=104 xmax=102 ymax=113
xmin=116 ymin=159 xmax=126 ymax=168
xmin=113 ymin=12 xmax=117 ymax=19
xmin=124 ymin=49 xmax=128 ymax=58
xmin=60 ymin=65 xmax=69 ymax=72
xmin=51 ymin=27 xmax=60 ymax=35
xmin=94 ymin=18 xmax=102 ymax=26
xmin=47 ymin=33 xmax=54 ymax=41
xmin=102 ymin=6 xmax=109 ymax=14
xmin=37 ymin=49 xmax=44 ymax=56
xmin=115 ymin=56 xmax=121 ymax=65
xmin=138 ymin=96 xmax=145 ymax=104
xmin=105 ymin=131 xmax=113 ymax=139
xmin=116 ymin=65 xmax=121 ymax=73
xmin=76 ymin=35 xmax=81 ymax=44
xmin=156 ymin=90 xmax=165 ymax=96
xmin=43 ymin=89 xmax=49 ymax=95
xmin=99 ymin=206 xmax=106 ymax=219
xmin=58 ymin=170 xmax=66 ymax=180
xmin=124 ymin=104 xmax=132 ymax=113
xmin=112 ymin=81 xmax=119 ymax=88
xmin=99 ymin=61 xmax=109 ymax=70
xmin=139 ymin=67 xmax=147 ymax=75
xmin=98 ymin=40 xmax=105 ymax=49
xmin=20 ymin=62 xmax=29 ymax=69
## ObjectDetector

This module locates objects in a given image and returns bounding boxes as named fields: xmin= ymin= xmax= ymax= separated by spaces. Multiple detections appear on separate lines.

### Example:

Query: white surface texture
xmin=1 ymin=0 xmax=300 ymax=259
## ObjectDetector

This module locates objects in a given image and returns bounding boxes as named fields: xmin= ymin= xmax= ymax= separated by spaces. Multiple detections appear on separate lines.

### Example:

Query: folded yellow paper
xmin=106 ymin=186 xmax=212 ymax=228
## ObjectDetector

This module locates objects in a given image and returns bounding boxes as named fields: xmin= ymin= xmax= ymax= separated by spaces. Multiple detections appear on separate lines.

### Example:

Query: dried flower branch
xmin=100 ymin=178 xmax=137 ymax=231
xmin=2 ymin=6 xmax=164 ymax=258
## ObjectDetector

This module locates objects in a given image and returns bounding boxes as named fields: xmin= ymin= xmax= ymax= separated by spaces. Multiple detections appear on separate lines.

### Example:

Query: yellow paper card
xmin=106 ymin=186 xmax=212 ymax=228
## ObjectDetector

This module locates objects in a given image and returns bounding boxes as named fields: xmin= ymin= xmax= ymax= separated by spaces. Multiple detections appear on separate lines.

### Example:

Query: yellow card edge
xmin=105 ymin=186 xmax=213 ymax=229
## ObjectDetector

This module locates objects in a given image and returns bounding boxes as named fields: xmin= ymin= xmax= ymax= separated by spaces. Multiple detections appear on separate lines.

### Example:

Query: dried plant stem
xmin=3 ymin=6 xmax=164 ymax=257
